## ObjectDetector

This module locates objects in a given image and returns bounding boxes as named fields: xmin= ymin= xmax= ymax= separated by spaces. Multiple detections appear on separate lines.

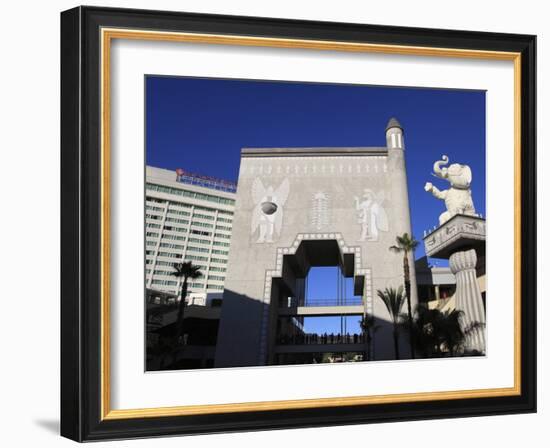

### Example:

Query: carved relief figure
xmin=310 ymin=192 xmax=330 ymax=230
xmin=354 ymin=190 xmax=389 ymax=241
xmin=251 ymin=178 xmax=290 ymax=243
xmin=424 ymin=155 xmax=477 ymax=225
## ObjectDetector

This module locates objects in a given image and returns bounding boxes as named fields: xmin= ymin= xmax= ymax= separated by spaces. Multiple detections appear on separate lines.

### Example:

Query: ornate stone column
xmin=449 ymin=249 xmax=486 ymax=353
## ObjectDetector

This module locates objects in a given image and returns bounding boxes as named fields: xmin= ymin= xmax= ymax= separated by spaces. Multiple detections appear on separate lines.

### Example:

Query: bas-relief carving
xmin=242 ymin=157 xmax=388 ymax=179
xmin=354 ymin=189 xmax=389 ymax=242
xmin=424 ymin=155 xmax=478 ymax=225
xmin=250 ymin=178 xmax=290 ymax=243
xmin=310 ymin=192 xmax=330 ymax=231
xmin=424 ymin=215 xmax=486 ymax=257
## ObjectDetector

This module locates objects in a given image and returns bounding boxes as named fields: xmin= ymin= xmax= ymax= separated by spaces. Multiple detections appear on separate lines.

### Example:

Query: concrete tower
xmin=385 ymin=118 xmax=419 ymax=309
xmin=386 ymin=117 xmax=404 ymax=150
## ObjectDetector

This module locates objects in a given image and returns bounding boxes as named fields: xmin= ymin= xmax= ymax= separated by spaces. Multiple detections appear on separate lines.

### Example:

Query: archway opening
xmin=270 ymin=239 xmax=367 ymax=365
xmin=304 ymin=266 xmax=362 ymax=336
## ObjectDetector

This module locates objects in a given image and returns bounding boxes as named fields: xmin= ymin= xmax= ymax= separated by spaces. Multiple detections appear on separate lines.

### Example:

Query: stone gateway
xmin=215 ymin=118 xmax=418 ymax=367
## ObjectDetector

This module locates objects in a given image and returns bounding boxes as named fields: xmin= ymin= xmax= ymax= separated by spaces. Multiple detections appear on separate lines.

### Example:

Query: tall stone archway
xmin=215 ymin=120 xmax=417 ymax=367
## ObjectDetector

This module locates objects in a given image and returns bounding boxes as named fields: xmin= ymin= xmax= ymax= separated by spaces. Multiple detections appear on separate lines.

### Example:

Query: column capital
xmin=449 ymin=248 xmax=477 ymax=274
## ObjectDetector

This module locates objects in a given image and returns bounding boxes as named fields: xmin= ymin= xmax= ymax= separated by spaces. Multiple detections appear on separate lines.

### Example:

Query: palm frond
xmin=396 ymin=235 xmax=408 ymax=246
xmin=170 ymin=261 xmax=203 ymax=279
xmin=389 ymin=233 xmax=419 ymax=253
xmin=376 ymin=286 xmax=405 ymax=324
xmin=389 ymin=245 xmax=402 ymax=253
xmin=405 ymin=304 xmax=468 ymax=357
xmin=188 ymin=268 xmax=203 ymax=279
xmin=463 ymin=320 xmax=485 ymax=335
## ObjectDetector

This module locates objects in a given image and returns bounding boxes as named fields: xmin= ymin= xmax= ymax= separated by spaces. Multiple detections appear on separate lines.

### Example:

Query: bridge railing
xmin=279 ymin=297 xmax=363 ymax=308
xmin=277 ymin=333 xmax=365 ymax=345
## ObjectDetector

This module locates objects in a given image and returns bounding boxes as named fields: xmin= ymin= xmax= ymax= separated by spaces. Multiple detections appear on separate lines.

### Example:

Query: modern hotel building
xmin=145 ymin=166 xmax=236 ymax=306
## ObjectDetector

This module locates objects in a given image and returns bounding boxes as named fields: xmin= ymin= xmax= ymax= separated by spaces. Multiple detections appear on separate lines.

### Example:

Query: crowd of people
xmin=277 ymin=332 xmax=365 ymax=345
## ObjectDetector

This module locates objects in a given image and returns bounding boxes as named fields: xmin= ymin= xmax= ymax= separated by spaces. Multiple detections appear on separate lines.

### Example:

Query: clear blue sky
xmin=146 ymin=76 xmax=486 ymax=334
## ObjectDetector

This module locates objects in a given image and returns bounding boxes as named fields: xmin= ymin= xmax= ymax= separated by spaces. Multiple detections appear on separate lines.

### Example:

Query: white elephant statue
xmin=424 ymin=155 xmax=477 ymax=225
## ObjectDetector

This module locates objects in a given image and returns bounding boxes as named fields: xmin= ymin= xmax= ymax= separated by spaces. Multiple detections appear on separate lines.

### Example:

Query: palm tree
xmin=406 ymin=304 xmax=466 ymax=357
xmin=389 ymin=233 xmax=419 ymax=358
xmin=405 ymin=304 xmax=440 ymax=357
xmin=377 ymin=286 xmax=406 ymax=359
xmin=170 ymin=261 xmax=203 ymax=345
xmin=439 ymin=309 xmax=465 ymax=356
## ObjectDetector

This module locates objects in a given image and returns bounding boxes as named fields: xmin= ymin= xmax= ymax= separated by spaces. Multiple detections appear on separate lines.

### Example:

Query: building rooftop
xmin=241 ymin=147 xmax=388 ymax=157
xmin=146 ymin=166 xmax=237 ymax=199
xmin=175 ymin=168 xmax=237 ymax=193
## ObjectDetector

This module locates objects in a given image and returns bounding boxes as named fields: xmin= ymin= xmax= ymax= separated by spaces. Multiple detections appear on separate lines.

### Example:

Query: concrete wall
xmin=216 ymin=124 xmax=417 ymax=367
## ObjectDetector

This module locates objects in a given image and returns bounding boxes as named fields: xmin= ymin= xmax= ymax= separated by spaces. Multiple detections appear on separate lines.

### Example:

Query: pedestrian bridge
xmin=278 ymin=297 xmax=364 ymax=316
xmin=275 ymin=343 xmax=365 ymax=353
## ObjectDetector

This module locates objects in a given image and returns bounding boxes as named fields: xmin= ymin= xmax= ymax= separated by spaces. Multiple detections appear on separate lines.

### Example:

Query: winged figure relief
xmin=250 ymin=178 xmax=290 ymax=243
xmin=354 ymin=189 xmax=389 ymax=242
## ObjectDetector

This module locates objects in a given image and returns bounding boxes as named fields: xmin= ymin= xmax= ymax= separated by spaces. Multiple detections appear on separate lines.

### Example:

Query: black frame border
xmin=60 ymin=6 xmax=536 ymax=442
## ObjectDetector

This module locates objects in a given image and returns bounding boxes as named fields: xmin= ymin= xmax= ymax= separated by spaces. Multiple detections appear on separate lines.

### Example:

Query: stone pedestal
xmin=423 ymin=214 xmax=486 ymax=354
xmin=449 ymin=249 xmax=486 ymax=353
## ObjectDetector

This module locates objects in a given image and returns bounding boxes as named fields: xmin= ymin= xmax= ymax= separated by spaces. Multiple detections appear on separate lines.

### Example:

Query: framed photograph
xmin=60 ymin=6 xmax=536 ymax=441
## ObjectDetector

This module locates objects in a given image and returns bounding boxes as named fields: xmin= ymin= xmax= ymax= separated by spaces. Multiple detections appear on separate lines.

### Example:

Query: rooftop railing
xmin=175 ymin=169 xmax=237 ymax=193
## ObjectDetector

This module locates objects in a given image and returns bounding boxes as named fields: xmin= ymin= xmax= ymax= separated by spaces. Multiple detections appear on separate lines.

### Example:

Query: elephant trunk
xmin=433 ymin=155 xmax=449 ymax=178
